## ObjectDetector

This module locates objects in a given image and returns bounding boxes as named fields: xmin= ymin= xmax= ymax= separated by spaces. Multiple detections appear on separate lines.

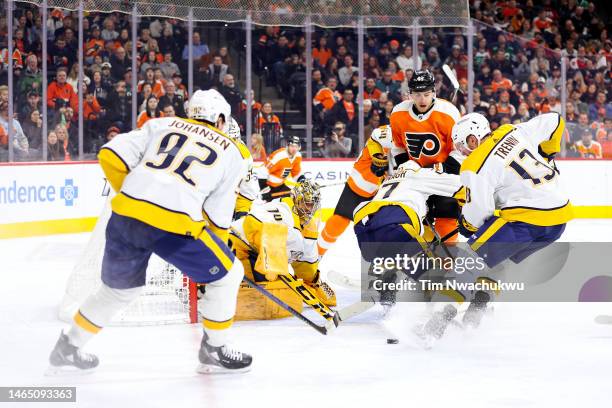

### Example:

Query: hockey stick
xmin=326 ymin=227 xmax=460 ymax=329
xmin=442 ymin=64 xmax=461 ymax=104
xmin=241 ymin=275 xmax=332 ymax=335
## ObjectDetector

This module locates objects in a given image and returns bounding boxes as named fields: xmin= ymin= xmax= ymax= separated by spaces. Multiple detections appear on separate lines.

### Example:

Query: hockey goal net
xmin=58 ymin=192 xmax=198 ymax=325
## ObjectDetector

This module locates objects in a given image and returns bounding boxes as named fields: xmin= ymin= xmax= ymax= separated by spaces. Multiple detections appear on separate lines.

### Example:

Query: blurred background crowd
xmin=0 ymin=0 xmax=609 ymax=162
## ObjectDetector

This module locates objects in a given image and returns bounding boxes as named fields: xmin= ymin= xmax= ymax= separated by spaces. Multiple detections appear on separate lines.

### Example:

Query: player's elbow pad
xmin=98 ymin=148 xmax=129 ymax=193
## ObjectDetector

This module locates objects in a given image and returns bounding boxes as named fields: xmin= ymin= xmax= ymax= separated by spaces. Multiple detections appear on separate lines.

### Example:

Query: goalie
xmin=230 ymin=179 xmax=337 ymax=307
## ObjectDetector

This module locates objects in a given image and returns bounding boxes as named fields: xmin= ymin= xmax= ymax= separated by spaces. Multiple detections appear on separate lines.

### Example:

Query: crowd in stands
xmin=0 ymin=0 xmax=610 ymax=161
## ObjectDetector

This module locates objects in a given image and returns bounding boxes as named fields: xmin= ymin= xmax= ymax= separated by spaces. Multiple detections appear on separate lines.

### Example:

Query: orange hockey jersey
xmin=347 ymin=125 xmax=393 ymax=197
xmin=390 ymin=98 xmax=460 ymax=167
xmin=265 ymin=147 xmax=302 ymax=187
xmin=575 ymin=140 xmax=603 ymax=159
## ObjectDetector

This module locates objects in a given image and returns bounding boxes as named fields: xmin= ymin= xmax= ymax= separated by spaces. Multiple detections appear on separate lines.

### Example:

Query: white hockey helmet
xmin=187 ymin=89 xmax=231 ymax=126
xmin=451 ymin=113 xmax=491 ymax=154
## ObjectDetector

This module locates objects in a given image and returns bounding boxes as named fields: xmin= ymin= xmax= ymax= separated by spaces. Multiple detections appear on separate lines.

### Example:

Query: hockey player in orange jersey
xmin=317 ymin=125 xmax=393 ymax=256
xmin=263 ymin=136 xmax=303 ymax=201
xmin=389 ymin=70 xmax=461 ymax=241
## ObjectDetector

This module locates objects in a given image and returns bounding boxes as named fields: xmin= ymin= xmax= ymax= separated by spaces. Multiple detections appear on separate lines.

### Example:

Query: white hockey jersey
xmin=460 ymin=113 xmax=573 ymax=229
xmin=100 ymin=117 xmax=250 ymax=237
xmin=232 ymin=199 xmax=319 ymax=265
xmin=354 ymin=160 xmax=462 ymax=234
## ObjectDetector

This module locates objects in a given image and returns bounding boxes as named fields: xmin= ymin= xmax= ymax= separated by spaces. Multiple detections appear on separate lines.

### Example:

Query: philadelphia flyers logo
xmin=404 ymin=132 xmax=441 ymax=159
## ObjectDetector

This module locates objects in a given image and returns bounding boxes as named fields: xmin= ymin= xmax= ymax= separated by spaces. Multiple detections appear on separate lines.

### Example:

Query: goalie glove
xmin=370 ymin=153 xmax=388 ymax=177
xmin=458 ymin=215 xmax=478 ymax=238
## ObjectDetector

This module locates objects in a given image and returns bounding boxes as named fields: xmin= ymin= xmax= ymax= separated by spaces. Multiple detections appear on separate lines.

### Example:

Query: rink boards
xmin=0 ymin=159 xmax=611 ymax=238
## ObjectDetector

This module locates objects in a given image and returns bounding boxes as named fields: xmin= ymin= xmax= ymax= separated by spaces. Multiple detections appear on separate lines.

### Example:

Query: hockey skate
xmin=413 ymin=304 xmax=458 ymax=349
xmin=46 ymin=331 xmax=99 ymax=375
xmin=197 ymin=331 xmax=252 ymax=374
xmin=462 ymin=291 xmax=491 ymax=329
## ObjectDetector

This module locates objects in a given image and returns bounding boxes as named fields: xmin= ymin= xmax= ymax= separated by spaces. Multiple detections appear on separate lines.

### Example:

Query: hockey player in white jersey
xmin=48 ymin=89 xmax=253 ymax=374
xmin=419 ymin=112 xmax=574 ymax=342
xmin=353 ymin=159 xmax=464 ymax=304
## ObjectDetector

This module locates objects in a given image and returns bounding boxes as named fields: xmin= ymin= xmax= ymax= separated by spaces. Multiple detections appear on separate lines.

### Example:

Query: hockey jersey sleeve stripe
xmin=98 ymin=147 xmax=130 ymax=193
xmin=111 ymin=192 xmax=206 ymax=237
xmin=353 ymin=201 xmax=421 ymax=235
xmin=461 ymin=125 xmax=517 ymax=174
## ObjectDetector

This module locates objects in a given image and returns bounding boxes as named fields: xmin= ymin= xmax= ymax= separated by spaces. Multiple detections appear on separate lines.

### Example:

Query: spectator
xmin=387 ymin=60 xmax=405 ymax=82
xmin=89 ymin=70 xmax=111 ymax=108
xmin=55 ymin=123 xmax=74 ymax=160
xmin=325 ymin=121 xmax=352 ymax=158
xmin=141 ymin=50 xmax=161 ymax=75
xmin=110 ymin=47 xmax=131 ymax=81
xmin=17 ymin=54 xmax=42 ymax=99
xmin=338 ymin=55 xmax=358 ymax=87
xmin=512 ymin=103 xmax=532 ymax=123
xmin=107 ymin=80 xmax=132 ymax=127
xmin=66 ymin=63 xmax=90 ymax=95
xmin=364 ymin=77 xmax=382 ymax=101
xmin=497 ymin=90 xmax=516 ymax=117
xmin=589 ymin=91 xmax=612 ymax=121
xmin=364 ymin=110 xmax=381 ymax=140
xmin=323 ymin=57 xmax=339 ymax=81
xmin=50 ymin=36 xmax=74 ymax=70
xmin=158 ymin=81 xmax=186 ymax=118
xmin=162 ymin=104 xmax=176 ymax=117
xmin=365 ymin=55 xmax=382 ymax=79
xmin=219 ymin=74 xmax=241 ymax=114
xmin=172 ymin=73 xmax=188 ymax=100
xmin=22 ymin=109 xmax=43 ymax=150
xmin=491 ymin=69 xmax=513 ymax=93
xmin=205 ymin=54 xmax=230 ymax=89
xmin=47 ymin=68 xmax=77 ymax=111
xmin=329 ymin=88 xmax=358 ymax=145
xmin=574 ymin=129 xmax=603 ymax=159
xmin=396 ymin=45 xmax=421 ymax=72
xmin=0 ymin=100 xmax=29 ymax=160
xmin=101 ymin=18 xmax=118 ymax=42
xmin=311 ymin=68 xmax=324 ymax=93
xmin=19 ymin=91 xmax=42 ymax=124
xmin=314 ymin=76 xmax=341 ymax=112
xmin=313 ymin=36 xmax=332 ymax=68
xmin=85 ymin=25 xmax=105 ymax=63
xmin=100 ymin=61 xmax=114 ymax=85
xmin=138 ymin=67 xmax=165 ymax=98
xmin=182 ymin=31 xmax=210 ymax=63
xmin=472 ymin=89 xmax=490 ymax=115
xmin=137 ymin=95 xmax=164 ymax=128
xmin=46 ymin=131 xmax=65 ymax=161
xmin=426 ymin=47 xmax=442 ymax=69
xmin=255 ymin=102 xmax=283 ymax=151
xmin=159 ymin=52 xmax=180 ymax=80
xmin=249 ymin=133 xmax=267 ymax=161
xmin=376 ymin=70 xmax=401 ymax=103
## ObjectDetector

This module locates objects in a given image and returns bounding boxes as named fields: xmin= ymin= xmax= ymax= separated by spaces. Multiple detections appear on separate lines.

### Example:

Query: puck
xmin=387 ymin=338 xmax=399 ymax=344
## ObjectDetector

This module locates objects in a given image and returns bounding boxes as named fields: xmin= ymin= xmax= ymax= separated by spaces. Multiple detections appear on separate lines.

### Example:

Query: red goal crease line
xmin=1 ymin=206 xmax=611 ymax=239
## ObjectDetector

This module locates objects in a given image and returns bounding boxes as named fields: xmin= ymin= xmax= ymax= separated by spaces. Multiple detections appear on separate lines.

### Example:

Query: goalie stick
xmin=242 ymin=275 xmax=335 ymax=335
xmin=325 ymin=227 xmax=459 ymax=330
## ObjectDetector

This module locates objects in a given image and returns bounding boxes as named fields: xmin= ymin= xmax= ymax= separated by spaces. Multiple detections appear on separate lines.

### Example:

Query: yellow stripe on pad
xmin=470 ymin=218 xmax=507 ymax=252
xmin=74 ymin=310 xmax=102 ymax=334
xmin=198 ymin=229 xmax=234 ymax=271
xmin=202 ymin=317 xmax=234 ymax=330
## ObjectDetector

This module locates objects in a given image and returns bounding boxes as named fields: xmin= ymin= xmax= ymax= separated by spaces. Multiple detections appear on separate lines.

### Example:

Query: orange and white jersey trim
xmin=265 ymin=148 xmax=302 ymax=187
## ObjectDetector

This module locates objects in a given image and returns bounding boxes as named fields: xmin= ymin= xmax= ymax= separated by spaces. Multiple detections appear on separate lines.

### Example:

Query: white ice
xmin=1 ymin=220 xmax=611 ymax=408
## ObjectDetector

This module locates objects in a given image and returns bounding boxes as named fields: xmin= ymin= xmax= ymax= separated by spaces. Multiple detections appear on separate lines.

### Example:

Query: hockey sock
xmin=201 ymin=260 xmax=244 ymax=347
xmin=434 ymin=218 xmax=458 ymax=243
xmin=68 ymin=284 xmax=142 ymax=347
xmin=317 ymin=214 xmax=351 ymax=256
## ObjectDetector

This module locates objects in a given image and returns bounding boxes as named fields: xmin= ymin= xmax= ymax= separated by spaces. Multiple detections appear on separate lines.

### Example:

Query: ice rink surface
xmin=1 ymin=220 xmax=611 ymax=408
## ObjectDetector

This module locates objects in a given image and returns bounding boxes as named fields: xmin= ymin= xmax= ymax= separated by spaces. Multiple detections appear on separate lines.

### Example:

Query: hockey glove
xmin=370 ymin=153 xmax=388 ymax=177
xmin=458 ymin=215 xmax=478 ymax=238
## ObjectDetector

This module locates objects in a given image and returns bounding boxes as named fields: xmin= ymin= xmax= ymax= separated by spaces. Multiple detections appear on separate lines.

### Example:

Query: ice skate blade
xmin=196 ymin=363 xmax=251 ymax=375
xmin=45 ymin=365 xmax=96 ymax=377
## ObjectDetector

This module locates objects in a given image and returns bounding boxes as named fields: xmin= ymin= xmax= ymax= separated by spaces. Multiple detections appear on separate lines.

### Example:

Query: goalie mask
xmin=291 ymin=179 xmax=321 ymax=225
